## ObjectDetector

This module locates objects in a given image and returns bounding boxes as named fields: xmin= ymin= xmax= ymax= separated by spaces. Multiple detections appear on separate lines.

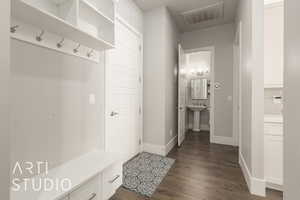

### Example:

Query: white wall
xmin=143 ymin=7 xmax=179 ymax=148
xmin=237 ymin=0 xmax=265 ymax=196
xmin=181 ymin=23 xmax=235 ymax=141
xmin=284 ymin=0 xmax=300 ymax=199
xmin=0 ymin=0 xmax=10 ymax=198
xmin=10 ymin=41 xmax=106 ymax=179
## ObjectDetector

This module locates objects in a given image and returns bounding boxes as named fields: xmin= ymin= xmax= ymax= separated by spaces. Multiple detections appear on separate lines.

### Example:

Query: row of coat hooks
xmin=11 ymin=24 xmax=95 ymax=59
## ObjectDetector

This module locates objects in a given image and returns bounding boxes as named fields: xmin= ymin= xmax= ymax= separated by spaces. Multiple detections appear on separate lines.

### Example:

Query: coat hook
xmin=87 ymin=49 xmax=94 ymax=58
xmin=73 ymin=44 xmax=81 ymax=54
xmin=57 ymin=38 xmax=65 ymax=48
xmin=36 ymin=30 xmax=45 ymax=42
xmin=10 ymin=25 xmax=19 ymax=33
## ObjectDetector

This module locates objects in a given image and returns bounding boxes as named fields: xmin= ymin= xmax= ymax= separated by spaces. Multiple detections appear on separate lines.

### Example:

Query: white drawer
xmin=102 ymin=163 xmax=122 ymax=200
xmin=70 ymin=175 xmax=101 ymax=200
xmin=264 ymin=123 xmax=283 ymax=136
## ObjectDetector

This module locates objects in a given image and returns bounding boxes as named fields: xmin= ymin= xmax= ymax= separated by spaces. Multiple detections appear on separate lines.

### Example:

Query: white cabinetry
xmin=11 ymin=0 xmax=115 ymax=50
xmin=264 ymin=117 xmax=283 ymax=191
xmin=11 ymin=151 xmax=122 ymax=200
xmin=264 ymin=2 xmax=284 ymax=88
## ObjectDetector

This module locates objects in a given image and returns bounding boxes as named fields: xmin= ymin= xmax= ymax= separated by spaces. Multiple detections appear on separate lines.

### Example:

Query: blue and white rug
xmin=123 ymin=152 xmax=175 ymax=197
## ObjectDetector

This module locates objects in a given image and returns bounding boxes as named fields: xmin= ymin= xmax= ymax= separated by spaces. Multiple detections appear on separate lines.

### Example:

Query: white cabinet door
xmin=265 ymin=135 xmax=283 ymax=185
xmin=105 ymin=19 xmax=143 ymax=162
xmin=264 ymin=3 xmax=284 ymax=88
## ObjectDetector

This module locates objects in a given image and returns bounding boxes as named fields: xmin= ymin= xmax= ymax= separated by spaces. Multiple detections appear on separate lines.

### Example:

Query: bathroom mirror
xmin=191 ymin=78 xmax=208 ymax=100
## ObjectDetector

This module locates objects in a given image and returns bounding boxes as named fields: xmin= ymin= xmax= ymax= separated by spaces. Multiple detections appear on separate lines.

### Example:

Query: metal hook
xmin=10 ymin=25 xmax=19 ymax=33
xmin=56 ymin=38 xmax=65 ymax=48
xmin=36 ymin=30 xmax=45 ymax=42
xmin=87 ymin=49 xmax=94 ymax=58
xmin=73 ymin=44 xmax=81 ymax=54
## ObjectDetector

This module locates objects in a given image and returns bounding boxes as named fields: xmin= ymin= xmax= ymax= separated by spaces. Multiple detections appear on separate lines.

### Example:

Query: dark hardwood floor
xmin=111 ymin=131 xmax=283 ymax=200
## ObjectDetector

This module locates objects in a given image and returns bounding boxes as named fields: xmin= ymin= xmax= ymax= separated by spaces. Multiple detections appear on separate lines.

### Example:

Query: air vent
xmin=182 ymin=1 xmax=224 ymax=25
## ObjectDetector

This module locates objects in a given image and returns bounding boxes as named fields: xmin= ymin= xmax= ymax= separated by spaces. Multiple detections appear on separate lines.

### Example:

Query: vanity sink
xmin=187 ymin=105 xmax=207 ymax=132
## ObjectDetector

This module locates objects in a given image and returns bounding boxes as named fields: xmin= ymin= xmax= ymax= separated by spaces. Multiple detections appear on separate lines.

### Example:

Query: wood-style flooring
xmin=111 ymin=131 xmax=283 ymax=200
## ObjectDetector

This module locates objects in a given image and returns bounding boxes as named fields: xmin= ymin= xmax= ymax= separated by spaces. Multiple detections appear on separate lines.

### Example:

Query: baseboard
xmin=143 ymin=143 xmax=165 ymax=156
xmin=188 ymin=124 xmax=210 ymax=132
xmin=143 ymin=136 xmax=177 ymax=156
xmin=165 ymin=136 xmax=177 ymax=155
xmin=266 ymin=182 xmax=283 ymax=191
xmin=211 ymin=135 xmax=237 ymax=146
xmin=239 ymin=153 xmax=266 ymax=197
xmin=200 ymin=124 xmax=210 ymax=131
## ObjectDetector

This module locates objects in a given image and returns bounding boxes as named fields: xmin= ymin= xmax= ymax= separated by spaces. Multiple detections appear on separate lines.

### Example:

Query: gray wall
xmin=237 ymin=0 xmax=265 ymax=191
xmin=164 ymin=7 xmax=179 ymax=145
xmin=181 ymin=23 xmax=235 ymax=139
xmin=284 ymin=0 xmax=300 ymax=199
xmin=0 ymin=0 xmax=10 ymax=198
xmin=143 ymin=7 xmax=179 ymax=146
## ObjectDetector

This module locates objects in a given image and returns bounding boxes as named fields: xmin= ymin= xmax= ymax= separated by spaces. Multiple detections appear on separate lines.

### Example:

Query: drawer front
xmin=70 ymin=175 xmax=101 ymax=200
xmin=265 ymin=135 xmax=283 ymax=185
xmin=264 ymin=123 xmax=283 ymax=136
xmin=102 ymin=163 xmax=123 ymax=200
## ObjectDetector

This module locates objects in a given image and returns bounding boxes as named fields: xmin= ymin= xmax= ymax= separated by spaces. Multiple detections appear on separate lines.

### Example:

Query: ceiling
xmin=133 ymin=0 xmax=238 ymax=32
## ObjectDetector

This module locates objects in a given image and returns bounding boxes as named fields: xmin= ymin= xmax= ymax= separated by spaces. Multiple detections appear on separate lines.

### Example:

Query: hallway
xmin=112 ymin=132 xmax=283 ymax=200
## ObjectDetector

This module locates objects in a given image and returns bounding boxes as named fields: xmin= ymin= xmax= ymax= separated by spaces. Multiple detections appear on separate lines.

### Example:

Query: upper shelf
xmin=11 ymin=0 xmax=115 ymax=51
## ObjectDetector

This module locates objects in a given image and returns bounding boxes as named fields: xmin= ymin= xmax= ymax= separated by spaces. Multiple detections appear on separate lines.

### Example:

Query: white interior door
xmin=178 ymin=44 xmax=187 ymax=146
xmin=105 ymin=18 xmax=142 ymax=163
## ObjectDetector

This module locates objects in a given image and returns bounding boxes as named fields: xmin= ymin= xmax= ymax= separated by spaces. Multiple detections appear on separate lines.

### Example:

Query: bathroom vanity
xmin=264 ymin=114 xmax=283 ymax=191
xmin=188 ymin=78 xmax=209 ymax=132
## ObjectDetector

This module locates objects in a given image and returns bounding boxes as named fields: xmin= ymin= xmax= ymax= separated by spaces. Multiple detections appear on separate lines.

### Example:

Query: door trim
xmin=184 ymin=46 xmax=215 ymax=143
xmin=104 ymin=15 xmax=143 ymax=154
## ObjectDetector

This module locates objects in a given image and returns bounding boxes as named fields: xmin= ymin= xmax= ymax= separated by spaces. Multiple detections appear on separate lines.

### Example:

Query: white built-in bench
xmin=11 ymin=151 xmax=123 ymax=200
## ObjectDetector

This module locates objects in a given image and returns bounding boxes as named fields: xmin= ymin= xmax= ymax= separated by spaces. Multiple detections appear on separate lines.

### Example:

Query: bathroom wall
xmin=10 ymin=0 xmax=143 ymax=179
xmin=0 ymin=0 xmax=10 ymax=198
xmin=181 ymin=23 xmax=235 ymax=140
xmin=264 ymin=88 xmax=283 ymax=115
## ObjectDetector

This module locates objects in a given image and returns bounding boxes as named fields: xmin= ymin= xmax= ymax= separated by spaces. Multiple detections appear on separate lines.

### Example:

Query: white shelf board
xmin=80 ymin=0 xmax=114 ymax=24
xmin=10 ymin=150 xmax=121 ymax=200
xmin=264 ymin=84 xmax=283 ymax=88
xmin=12 ymin=0 xmax=114 ymax=51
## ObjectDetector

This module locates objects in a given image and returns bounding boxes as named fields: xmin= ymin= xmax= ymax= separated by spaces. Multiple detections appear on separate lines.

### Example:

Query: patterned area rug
xmin=123 ymin=152 xmax=175 ymax=197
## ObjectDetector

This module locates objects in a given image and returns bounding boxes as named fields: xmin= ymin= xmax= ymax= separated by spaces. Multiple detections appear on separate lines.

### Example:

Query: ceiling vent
xmin=181 ymin=1 xmax=224 ymax=25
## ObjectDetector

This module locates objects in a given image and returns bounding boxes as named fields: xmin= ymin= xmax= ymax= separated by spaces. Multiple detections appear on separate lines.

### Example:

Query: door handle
xmin=110 ymin=111 xmax=119 ymax=116
xmin=109 ymin=175 xmax=120 ymax=183
xmin=88 ymin=193 xmax=97 ymax=200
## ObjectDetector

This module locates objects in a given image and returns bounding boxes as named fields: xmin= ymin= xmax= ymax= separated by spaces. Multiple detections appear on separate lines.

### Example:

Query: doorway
xmin=178 ymin=46 xmax=215 ymax=146
xmin=105 ymin=16 xmax=143 ymax=163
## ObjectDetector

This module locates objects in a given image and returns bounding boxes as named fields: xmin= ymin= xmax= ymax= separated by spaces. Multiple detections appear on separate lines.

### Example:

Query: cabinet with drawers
xmin=264 ymin=117 xmax=283 ymax=191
